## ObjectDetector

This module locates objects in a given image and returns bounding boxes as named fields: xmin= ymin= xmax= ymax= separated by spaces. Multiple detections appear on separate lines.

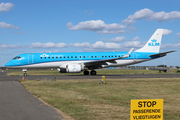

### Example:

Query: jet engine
xmin=59 ymin=64 xmax=84 ymax=73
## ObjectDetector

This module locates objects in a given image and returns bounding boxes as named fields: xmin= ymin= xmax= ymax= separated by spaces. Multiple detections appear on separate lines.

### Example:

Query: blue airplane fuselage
xmin=5 ymin=51 xmax=157 ymax=68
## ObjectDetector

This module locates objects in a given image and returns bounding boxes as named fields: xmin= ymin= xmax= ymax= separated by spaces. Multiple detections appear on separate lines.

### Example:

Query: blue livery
xmin=5 ymin=29 xmax=176 ymax=75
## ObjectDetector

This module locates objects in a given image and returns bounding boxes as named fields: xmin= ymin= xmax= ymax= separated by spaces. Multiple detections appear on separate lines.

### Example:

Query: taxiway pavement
xmin=0 ymin=72 xmax=64 ymax=120
xmin=0 ymin=72 xmax=180 ymax=120
xmin=1 ymin=72 xmax=180 ymax=81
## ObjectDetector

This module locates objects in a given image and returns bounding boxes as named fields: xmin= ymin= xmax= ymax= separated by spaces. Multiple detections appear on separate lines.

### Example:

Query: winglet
xmin=123 ymin=48 xmax=134 ymax=58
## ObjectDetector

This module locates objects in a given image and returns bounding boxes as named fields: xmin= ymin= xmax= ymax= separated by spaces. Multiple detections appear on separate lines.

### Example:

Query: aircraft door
xmin=133 ymin=52 xmax=137 ymax=62
xmin=28 ymin=54 xmax=33 ymax=64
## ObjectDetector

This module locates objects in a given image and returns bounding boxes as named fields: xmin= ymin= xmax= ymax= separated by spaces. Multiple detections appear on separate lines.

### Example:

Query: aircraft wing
xmin=83 ymin=48 xmax=134 ymax=66
xmin=149 ymin=50 xmax=176 ymax=57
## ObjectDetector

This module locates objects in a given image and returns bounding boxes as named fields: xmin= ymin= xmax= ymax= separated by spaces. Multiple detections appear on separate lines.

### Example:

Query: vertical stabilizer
xmin=135 ymin=29 xmax=163 ymax=53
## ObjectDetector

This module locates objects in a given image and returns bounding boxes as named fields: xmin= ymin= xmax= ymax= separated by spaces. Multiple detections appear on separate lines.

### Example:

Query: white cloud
xmin=1 ymin=40 xmax=179 ymax=52
xmin=133 ymin=36 xmax=140 ymax=40
xmin=122 ymin=8 xmax=180 ymax=25
xmin=163 ymin=29 xmax=172 ymax=35
xmin=102 ymin=36 xmax=140 ymax=43
xmin=97 ymin=30 xmax=126 ymax=34
xmin=71 ymin=42 xmax=91 ymax=47
xmin=71 ymin=40 xmax=144 ymax=51
xmin=92 ymin=41 xmax=122 ymax=49
xmin=161 ymin=43 xmax=180 ymax=49
xmin=0 ymin=43 xmax=16 ymax=48
xmin=0 ymin=22 xmax=19 ymax=29
xmin=128 ymin=26 xmax=137 ymax=31
xmin=90 ymin=41 xmax=145 ymax=51
xmin=124 ymin=41 xmax=143 ymax=48
xmin=30 ymin=42 xmax=67 ymax=48
xmin=39 ymin=50 xmax=66 ymax=53
xmin=0 ymin=3 xmax=14 ymax=12
xmin=0 ymin=43 xmax=17 ymax=50
xmin=67 ymin=20 xmax=126 ymax=34
xmin=176 ymin=33 xmax=180 ymax=38
xmin=108 ymin=36 xmax=126 ymax=42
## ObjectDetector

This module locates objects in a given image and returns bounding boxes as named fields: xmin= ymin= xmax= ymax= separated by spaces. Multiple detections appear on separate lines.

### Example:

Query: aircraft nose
xmin=5 ymin=61 xmax=13 ymax=68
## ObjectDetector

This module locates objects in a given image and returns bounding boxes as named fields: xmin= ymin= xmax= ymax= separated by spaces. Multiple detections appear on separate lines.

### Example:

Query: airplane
xmin=5 ymin=29 xmax=176 ymax=76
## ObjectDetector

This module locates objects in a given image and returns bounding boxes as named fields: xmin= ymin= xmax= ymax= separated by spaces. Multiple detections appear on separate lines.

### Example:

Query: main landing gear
xmin=84 ymin=70 xmax=89 ymax=75
xmin=83 ymin=70 xmax=97 ymax=75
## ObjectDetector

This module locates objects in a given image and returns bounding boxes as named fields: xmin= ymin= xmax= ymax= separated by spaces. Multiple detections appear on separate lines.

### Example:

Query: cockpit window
xmin=13 ymin=56 xmax=21 ymax=59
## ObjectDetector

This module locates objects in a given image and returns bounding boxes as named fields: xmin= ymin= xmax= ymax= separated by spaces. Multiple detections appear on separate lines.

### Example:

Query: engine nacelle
xmin=59 ymin=68 xmax=67 ymax=73
xmin=59 ymin=64 xmax=84 ymax=73
xmin=66 ymin=64 xmax=82 ymax=73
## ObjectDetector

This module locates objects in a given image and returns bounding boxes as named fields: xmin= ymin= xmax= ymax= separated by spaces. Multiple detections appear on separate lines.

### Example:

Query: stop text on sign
xmin=131 ymin=99 xmax=163 ymax=120
xmin=138 ymin=101 xmax=157 ymax=107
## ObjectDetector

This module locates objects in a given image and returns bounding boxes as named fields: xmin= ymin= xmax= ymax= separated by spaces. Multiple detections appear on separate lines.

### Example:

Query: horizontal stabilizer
xmin=149 ymin=50 xmax=176 ymax=57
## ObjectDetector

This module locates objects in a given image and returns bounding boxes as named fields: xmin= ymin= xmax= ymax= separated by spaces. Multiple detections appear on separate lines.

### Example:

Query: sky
xmin=0 ymin=0 xmax=180 ymax=67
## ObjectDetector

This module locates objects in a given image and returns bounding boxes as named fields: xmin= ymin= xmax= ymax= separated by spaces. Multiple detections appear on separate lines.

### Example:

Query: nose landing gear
xmin=22 ymin=69 xmax=27 ymax=76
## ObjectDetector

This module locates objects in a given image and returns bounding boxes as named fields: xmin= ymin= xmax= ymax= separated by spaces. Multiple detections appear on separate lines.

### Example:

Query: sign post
xmin=131 ymin=99 xmax=163 ymax=120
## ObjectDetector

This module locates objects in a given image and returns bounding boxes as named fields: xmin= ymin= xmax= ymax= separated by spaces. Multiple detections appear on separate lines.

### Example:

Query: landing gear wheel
xmin=84 ymin=70 xmax=89 ymax=75
xmin=90 ymin=70 xmax=96 ymax=75
xmin=24 ymin=73 xmax=27 ymax=76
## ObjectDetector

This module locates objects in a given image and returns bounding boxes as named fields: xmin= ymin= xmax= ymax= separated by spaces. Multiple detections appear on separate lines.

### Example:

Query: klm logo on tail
xmin=148 ymin=39 xmax=160 ymax=46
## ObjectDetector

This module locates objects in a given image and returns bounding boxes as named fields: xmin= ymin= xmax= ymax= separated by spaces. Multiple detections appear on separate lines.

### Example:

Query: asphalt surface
xmin=0 ymin=72 xmax=64 ymax=120
xmin=0 ymin=72 xmax=180 ymax=120
xmin=1 ymin=72 xmax=180 ymax=81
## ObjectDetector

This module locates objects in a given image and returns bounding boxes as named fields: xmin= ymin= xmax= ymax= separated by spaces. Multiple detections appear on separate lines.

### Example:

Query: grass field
xmin=21 ymin=78 xmax=180 ymax=120
xmin=7 ymin=69 xmax=179 ymax=76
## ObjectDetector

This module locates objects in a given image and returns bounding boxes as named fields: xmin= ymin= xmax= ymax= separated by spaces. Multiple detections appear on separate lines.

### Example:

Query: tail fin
xmin=135 ymin=29 xmax=163 ymax=53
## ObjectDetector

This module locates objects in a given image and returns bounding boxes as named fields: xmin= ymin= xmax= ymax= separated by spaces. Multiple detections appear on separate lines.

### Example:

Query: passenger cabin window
xmin=88 ymin=56 xmax=89 ymax=58
xmin=48 ymin=57 xmax=50 ymax=59
xmin=67 ymin=56 xmax=69 ymax=58
xmin=45 ymin=57 xmax=46 ymax=59
xmin=91 ymin=56 xmax=93 ymax=58
xmin=64 ymin=56 xmax=66 ymax=58
xmin=95 ymin=56 xmax=97 ymax=58
xmin=60 ymin=56 xmax=62 ymax=58
xmin=41 ymin=57 xmax=42 ymax=59
xmin=71 ymin=56 xmax=73 ymax=58
xmin=56 ymin=57 xmax=58 ymax=59
xmin=52 ymin=57 xmax=54 ymax=59
xmin=115 ymin=55 xmax=117 ymax=57
xmin=105 ymin=56 xmax=107 ymax=58
xmin=108 ymin=56 xmax=110 ymax=57
xmin=75 ymin=56 xmax=77 ymax=58
xmin=79 ymin=56 xmax=81 ymax=58
xmin=102 ymin=56 xmax=104 ymax=58
xmin=83 ymin=56 xmax=85 ymax=58
xmin=118 ymin=55 xmax=120 ymax=57
xmin=112 ymin=56 xmax=113 ymax=57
